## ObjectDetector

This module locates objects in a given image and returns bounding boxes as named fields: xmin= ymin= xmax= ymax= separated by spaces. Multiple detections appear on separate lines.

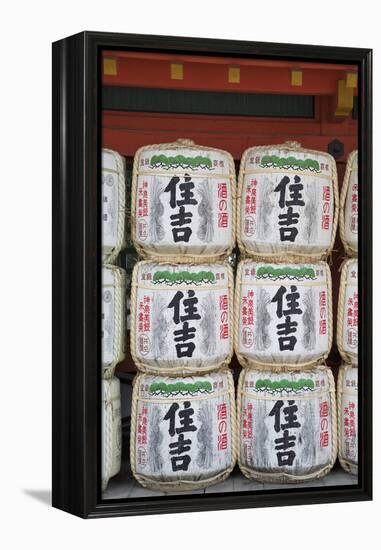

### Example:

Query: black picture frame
xmin=52 ymin=31 xmax=372 ymax=519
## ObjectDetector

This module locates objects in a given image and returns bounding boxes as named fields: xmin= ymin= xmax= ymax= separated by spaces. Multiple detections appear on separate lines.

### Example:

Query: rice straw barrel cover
xmin=337 ymin=259 xmax=358 ymax=364
xmin=102 ymin=377 xmax=122 ymax=491
xmin=102 ymin=148 xmax=126 ymax=264
xmin=337 ymin=365 xmax=358 ymax=475
xmin=237 ymin=141 xmax=338 ymax=262
xmin=130 ymin=370 xmax=237 ymax=491
xmin=339 ymin=150 xmax=358 ymax=257
xmin=131 ymin=139 xmax=236 ymax=262
xmin=237 ymin=366 xmax=337 ymax=483
xmin=130 ymin=261 xmax=233 ymax=375
xmin=102 ymin=265 xmax=126 ymax=378
xmin=234 ymin=260 xmax=332 ymax=370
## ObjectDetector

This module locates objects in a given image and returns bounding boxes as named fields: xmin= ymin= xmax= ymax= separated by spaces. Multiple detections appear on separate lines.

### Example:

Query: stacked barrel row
xmin=129 ymin=139 xmax=237 ymax=491
xmin=235 ymin=142 xmax=338 ymax=483
xmin=101 ymin=149 xmax=126 ymax=490
xmin=337 ymin=151 xmax=358 ymax=475
xmin=101 ymin=139 xmax=359 ymax=492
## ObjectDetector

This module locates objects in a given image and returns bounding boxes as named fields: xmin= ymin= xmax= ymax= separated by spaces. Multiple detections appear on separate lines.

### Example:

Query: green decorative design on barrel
xmin=255 ymin=378 xmax=315 ymax=392
xmin=259 ymin=154 xmax=321 ymax=173
xmin=152 ymin=270 xmax=216 ymax=285
xmin=149 ymin=380 xmax=214 ymax=396
xmin=256 ymin=265 xmax=316 ymax=280
xmin=150 ymin=154 xmax=213 ymax=170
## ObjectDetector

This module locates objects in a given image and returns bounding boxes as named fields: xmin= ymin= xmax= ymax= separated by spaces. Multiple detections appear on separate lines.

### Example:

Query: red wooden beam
xmin=102 ymin=108 xmax=357 ymax=161
xmin=102 ymin=51 xmax=358 ymax=96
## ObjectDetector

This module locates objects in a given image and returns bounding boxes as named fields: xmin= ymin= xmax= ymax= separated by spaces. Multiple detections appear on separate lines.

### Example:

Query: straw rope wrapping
xmin=102 ymin=149 xmax=127 ymax=265
xmin=337 ymin=258 xmax=358 ymax=365
xmin=236 ymin=141 xmax=339 ymax=263
xmin=339 ymin=150 xmax=358 ymax=258
xmin=233 ymin=259 xmax=333 ymax=371
xmin=131 ymin=139 xmax=237 ymax=263
xmin=130 ymin=369 xmax=238 ymax=492
xmin=337 ymin=364 xmax=358 ymax=475
xmin=102 ymin=378 xmax=122 ymax=491
xmin=237 ymin=366 xmax=337 ymax=483
xmin=130 ymin=260 xmax=234 ymax=376
xmin=102 ymin=265 xmax=126 ymax=380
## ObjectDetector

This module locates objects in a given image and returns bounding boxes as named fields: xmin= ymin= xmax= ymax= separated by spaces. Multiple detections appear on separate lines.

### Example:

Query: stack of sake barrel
xmin=126 ymin=138 xmax=358 ymax=492
xmin=101 ymin=148 xmax=127 ymax=490
xmin=235 ymin=141 xmax=339 ymax=483
xmin=129 ymin=139 xmax=238 ymax=491
xmin=337 ymin=151 xmax=358 ymax=475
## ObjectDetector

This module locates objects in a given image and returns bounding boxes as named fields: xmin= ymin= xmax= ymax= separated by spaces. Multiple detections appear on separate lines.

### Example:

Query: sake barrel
xmin=130 ymin=261 xmax=233 ymax=375
xmin=131 ymin=370 xmax=237 ymax=491
xmin=339 ymin=150 xmax=358 ymax=256
xmin=102 ymin=377 xmax=122 ymax=491
xmin=102 ymin=148 xmax=126 ymax=264
xmin=235 ymin=260 xmax=332 ymax=370
xmin=131 ymin=138 xmax=236 ymax=262
xmin=237 ymin=366 xmax=337 ymax=483
xmin=337 ymin=259 xmax=358 ymax=364
xmin=237 ymin=141 xmax=338 ymax=261
xmin=102 ymin=265 xmax=126 ymax=378
xmin=337 ymin=365 xmax=358 ymax=475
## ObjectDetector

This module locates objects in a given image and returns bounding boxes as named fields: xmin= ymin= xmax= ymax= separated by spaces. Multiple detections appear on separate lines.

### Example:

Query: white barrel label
xmin=343 ymin=261 xmax=358 ymax=353
xmin=343 ymin=151 xmax=358 ymax=252
xmin=339 ymin=366 xmax=358 ymax=467
xmin=102 ymin=149 xmax=125 ymax=261
xmin=102 ymin=265 xmax=125 ymax=369
xmin=339 ymin=259 xmax=358 ymax=362
xmin=134 ymin=371 xmax=234 ymax=481
xmin=133 ymin=262 xmax=232 ymax=371
xmin=236 ymin=261 xmax=331 ymax=366
xmin=239 ymin=146 xmax=336 ymax=257
xmin=239 ymin=368 xmax=334 ymax=477
xmin=133 ymin=145 xmax=234 ymax=257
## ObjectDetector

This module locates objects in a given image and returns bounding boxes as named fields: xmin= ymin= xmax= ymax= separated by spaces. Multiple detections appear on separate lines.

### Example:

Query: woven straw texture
xmin=102 ymin=264 xmax=126 ymax=379
xmin=102 ymin=377 xmax=122 ymax=491
xmin=130 ymin=260 xmax=234 ymax=376
xmin=236 ymin=141 xmax=339 ymax=263
xmin=131 ymin=138 xmax=236 ymax=263
xmin=102 ymin=148 xmax=126 ymax=265
xmin=339 ymin=150 xmax=358 ymax=257
xmin=130 ymin=369 xmax=238 ymax=492
xmin=237 ymin=366 xmax=337 ymax=483
xmin=234 ymin=259 xmax=333 ymax=371
xmin=337 ymin=364 xmax=358 ymax=475
xmin=337 ymin=258 xmax=358 ymax=365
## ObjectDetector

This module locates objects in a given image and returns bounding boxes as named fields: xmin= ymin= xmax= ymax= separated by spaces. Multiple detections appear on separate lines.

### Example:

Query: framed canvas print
xmin=52 ymin=31 xmax=372 ymax=518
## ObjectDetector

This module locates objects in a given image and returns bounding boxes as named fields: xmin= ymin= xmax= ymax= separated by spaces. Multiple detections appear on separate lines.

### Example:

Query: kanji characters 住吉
xmin=164 ymin=173 xmax=197 ymax=243
xmin=271 ymin=285 xmax=302 ymax=352
xmin=168 ymin=290 xmax=200 ymax=358
xmin=274 ymin=175 xmax=305 ymax=242
xmin=163 ymin=401 xmax=197 ymax=472
xmin=269 ymin=400 xmax=301 ymax=467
